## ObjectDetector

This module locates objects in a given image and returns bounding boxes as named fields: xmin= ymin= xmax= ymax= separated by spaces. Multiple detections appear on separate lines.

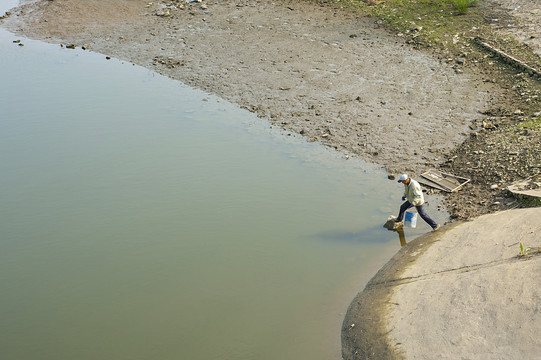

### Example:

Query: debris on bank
xmin=418 ymin=169 xmax=470 ymax=192
xmin=152 ymin=56 xmax=185 ymax=68
xmin=0 ymin=11 xmax=11 ymax=20
xmin=473 ymin=37 xmax=541 ymax=79
xmin=507 ymin=175 xmax=541 ymax=201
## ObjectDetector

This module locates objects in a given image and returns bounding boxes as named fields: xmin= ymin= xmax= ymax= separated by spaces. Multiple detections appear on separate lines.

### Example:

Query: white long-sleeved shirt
xmin=403 ymin=179 xmax=424 ymax=206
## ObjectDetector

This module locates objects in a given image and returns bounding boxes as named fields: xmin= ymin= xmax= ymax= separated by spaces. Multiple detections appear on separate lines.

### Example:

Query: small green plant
xmin=517 ymin=116 xmax=541 ymax=131
xmin=519 ymin=242 xmax=533 ymax=257
xmin=519 ymin=243 xmax=541 ymax=257
xmin=449 ymin=0 xmax=475 ymax=13
xmin=519 ymin=242 xmax=527 ymax=257
xmin=518 ymin=197 xmax=541 ymax=207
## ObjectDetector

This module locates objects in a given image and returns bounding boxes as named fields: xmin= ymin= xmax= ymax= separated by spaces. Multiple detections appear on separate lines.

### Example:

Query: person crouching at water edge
xmin=395 ymin=174 xmax=440 ymax=232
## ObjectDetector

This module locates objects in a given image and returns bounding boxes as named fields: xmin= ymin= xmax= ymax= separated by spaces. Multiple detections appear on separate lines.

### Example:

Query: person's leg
xmin=415 ymin=204 xmax=438 ymax=229
xmin=397 ymin=201 xmax=412 ymax=221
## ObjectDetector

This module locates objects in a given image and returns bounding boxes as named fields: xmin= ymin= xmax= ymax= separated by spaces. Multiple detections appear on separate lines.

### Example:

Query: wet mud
xmin=2 ymin=0 xmax=499 ymax=176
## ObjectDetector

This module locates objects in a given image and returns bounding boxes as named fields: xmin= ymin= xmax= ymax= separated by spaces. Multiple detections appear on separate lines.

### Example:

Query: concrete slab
xmin=343 ymin=208 xmax=541 ymax=360
xmin=389 ymin=208 xmax=541 ymax=359
xmin=507 ymin=174 xmax=541 ymax=200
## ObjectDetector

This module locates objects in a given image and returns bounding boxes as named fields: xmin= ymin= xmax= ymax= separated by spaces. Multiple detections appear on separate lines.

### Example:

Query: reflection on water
xmin=0 ymin=25 xmax=447 ymax=360
xmin=314 ymin=224 xmax=409 ymax=245
xmin=395 ymin=228 xmax=408 ymax=247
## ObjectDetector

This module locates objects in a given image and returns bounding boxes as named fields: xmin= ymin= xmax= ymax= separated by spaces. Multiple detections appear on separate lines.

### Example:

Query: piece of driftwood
xmin=473 ymin=37 xmax=541 ymax=79
xmin=419 ymin=170 xmax=470 ymax=192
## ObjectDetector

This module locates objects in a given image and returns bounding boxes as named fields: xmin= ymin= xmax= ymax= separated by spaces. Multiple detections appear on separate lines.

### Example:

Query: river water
xmin=0 ymin=6 xmax=446 ymax=359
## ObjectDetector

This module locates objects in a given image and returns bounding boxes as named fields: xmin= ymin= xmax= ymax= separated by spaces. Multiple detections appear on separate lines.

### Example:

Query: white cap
xmin=397 ymin=174 xmax=408 ymax=183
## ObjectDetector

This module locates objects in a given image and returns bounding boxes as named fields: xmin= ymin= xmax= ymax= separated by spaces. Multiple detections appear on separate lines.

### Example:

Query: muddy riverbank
xmin=1 ymin=0 xmax=497 ymax=174
xmin=3 ymin=0 xmax=540 ymax=223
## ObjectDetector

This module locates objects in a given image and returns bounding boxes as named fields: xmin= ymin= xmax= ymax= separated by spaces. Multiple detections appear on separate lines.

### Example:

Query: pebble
xmin=156 ymin=10 xmax=170 ymax=17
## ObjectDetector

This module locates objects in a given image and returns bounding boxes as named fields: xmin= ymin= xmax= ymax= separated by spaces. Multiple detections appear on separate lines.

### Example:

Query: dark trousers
xmin=397 ymin=201 xmax=438 ymax=229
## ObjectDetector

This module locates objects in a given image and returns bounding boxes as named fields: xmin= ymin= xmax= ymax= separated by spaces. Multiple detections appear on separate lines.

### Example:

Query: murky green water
xmin=0 ymin=16 xmax=446 ymax=360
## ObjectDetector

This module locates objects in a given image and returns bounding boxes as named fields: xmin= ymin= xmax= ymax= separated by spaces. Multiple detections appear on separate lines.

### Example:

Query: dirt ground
xmin=2 ymin=0 xmax=540 ymax=222
xmin=495 ymin=0 xmax=541 ymax=57
xmin=0 ymin=3 xmax=493 ymax=188
xmin=2 ymin=0 xmax=497 ymax=173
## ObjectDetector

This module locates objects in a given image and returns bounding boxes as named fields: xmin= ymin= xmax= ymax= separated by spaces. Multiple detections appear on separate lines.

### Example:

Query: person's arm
xmin=411 ymin=182 xmax=423 ymax=206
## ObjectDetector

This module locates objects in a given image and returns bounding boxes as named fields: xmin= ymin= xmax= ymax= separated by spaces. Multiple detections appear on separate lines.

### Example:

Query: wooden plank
xmin=473 ymin=37 xmax=541 ymax=79
xmin=423 ymin=172 xmax=458 ymax=190
xmin=418 ymin=177 xmax=449 ymax=192
xmin=420 ymin=170 xmax=470 ymax=192
xmin=439 ymin=171 xmax=470 ymax=192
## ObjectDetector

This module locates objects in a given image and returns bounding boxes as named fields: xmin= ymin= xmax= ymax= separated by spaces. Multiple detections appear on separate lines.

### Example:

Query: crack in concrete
xmin=366 ymin=252 xmax=541 ymax=289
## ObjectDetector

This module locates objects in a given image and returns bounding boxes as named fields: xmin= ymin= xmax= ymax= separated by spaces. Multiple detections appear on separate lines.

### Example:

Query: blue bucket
xmin=404 ymin=211 xmax=418 ymax=228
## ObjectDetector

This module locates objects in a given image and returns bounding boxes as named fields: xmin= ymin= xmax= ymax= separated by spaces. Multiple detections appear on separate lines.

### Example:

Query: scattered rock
xmin=152 ymin=56 xmax=185 ymax=68
xmin=383 ymin=215 xmax=402 ymax=230
xmin=156 ymin=10 xmax=170 ymax=17
xmin=482 ymin=121 xmax=494 ymax=129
